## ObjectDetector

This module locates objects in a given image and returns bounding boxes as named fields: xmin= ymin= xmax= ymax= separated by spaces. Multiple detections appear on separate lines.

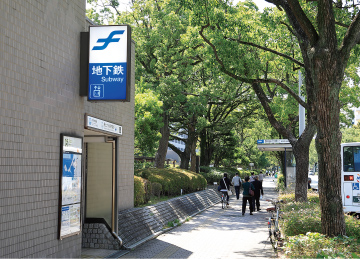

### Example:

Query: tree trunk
xmin=180 ymin=138 xmax=191 ymax=169
xmin=314 ymin=81 xmax=345 ymax=236
xmin=252 ymin=82 xmax=316 ymax=202
xmin=154 ymin=113 xmax=170 ymax=168
xmin=190 ymin=138 xmax=197 ymax=172
xmin=200 ymin=129 xmax=213 ymax=166
xmin=189 ymin=116 xmax=197 ymax=172
xmin=292 ymin=124 xmax=316 ymax=201
xmin=292 ymin=148 xmax=310 ymax=201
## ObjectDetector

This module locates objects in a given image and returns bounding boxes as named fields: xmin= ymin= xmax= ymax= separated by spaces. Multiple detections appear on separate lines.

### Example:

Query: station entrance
xmin=83 ymin=133 xmax=118 ymax=234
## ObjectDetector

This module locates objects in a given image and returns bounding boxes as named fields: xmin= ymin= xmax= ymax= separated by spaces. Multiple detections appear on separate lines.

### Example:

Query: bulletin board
xmin=58 ymin=134 xmax=83 ymax=239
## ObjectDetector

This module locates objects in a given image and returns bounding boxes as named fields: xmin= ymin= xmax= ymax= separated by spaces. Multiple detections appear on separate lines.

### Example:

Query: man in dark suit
xmin=252 ymin=175 xmax=264 ymax=211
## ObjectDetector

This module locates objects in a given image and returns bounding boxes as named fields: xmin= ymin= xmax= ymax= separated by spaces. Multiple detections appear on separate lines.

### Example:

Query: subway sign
xmin=88 ymin=25 xmax=131 ymax=101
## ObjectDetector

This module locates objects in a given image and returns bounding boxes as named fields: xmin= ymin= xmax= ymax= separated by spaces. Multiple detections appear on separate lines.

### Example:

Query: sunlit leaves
xmin=135 ymin=86 xmax=163 ymax=156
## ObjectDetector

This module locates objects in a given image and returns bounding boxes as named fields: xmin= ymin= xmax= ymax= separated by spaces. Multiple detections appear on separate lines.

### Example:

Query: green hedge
xmin=134 ymin=176 xmax=145 ymax=206
xmin=134 ymin=168 xmax=207 ymax=201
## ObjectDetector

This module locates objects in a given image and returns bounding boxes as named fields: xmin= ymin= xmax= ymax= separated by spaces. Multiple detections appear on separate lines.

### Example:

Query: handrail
xmin=112 ymin=232 xmax=123 ymax=248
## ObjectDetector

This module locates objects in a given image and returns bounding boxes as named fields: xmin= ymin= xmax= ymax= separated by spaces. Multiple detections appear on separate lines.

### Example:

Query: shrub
xmin=134 ymin=176 xmax=146 ymax=207
xmin=134 ymin=161 xmax=154 ymax=170
xmin=281 ymin=201 xmax=322 ymax=236
xmin=144 ymin=179 xmax=152 ymax=202
xmin=134 ymin=176 xmax=152 ymax=206
xmin=284 ymin=232 xmax=360 ymax=258
xmin=345 ymin=214 xmax=360 ymax=238
xmin=280 ymin=191 xmax=360 ymax=258
xmin=199 ymin=167 xmax=242 ymax=184
xmin=145 ymin=168 xmax=207 ymax=196
xmin=239 ymin=170 xmax=252 ymax=179
xmin=152 ymin=182 xmax=162 ymax=198
xmin=279 ymin=191 xmax=319 ymax=204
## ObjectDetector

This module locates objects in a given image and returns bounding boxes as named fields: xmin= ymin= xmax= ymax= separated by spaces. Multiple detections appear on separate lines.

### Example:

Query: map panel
xmin=62 ymin=153 xmax=81 ymax=205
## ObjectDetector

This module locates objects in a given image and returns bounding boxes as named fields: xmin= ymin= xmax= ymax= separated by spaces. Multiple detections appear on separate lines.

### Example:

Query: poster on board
xmin=59 ymin=134 xmax=83 ymax=239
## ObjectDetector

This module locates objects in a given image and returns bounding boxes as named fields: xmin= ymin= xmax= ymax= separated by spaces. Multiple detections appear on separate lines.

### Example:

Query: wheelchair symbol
xmin=353 ymin=183 xmax=360 ymax=190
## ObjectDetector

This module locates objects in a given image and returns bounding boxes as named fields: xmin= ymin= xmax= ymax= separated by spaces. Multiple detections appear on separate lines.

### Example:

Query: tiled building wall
xmin=0 ymin=0 xmax=134 ymax=258
xmin=0 ymin=0 xmax=86 ymax=257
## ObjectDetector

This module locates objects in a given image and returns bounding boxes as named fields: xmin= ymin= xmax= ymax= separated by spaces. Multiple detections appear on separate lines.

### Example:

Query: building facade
xmin=0 ymin=0 xmax=134 ymax=258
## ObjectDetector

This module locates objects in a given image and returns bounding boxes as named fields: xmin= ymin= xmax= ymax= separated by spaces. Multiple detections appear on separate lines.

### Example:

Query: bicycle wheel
xmin=269 ymin=218 xmax=278 ymax=250
xmin=221 ymin=195 xmax=226 ymax=209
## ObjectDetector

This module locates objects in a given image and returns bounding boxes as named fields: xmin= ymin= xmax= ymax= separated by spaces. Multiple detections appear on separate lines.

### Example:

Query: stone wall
xmin=117 ymin=189 xmax=221 ymax=249
xmin=82 ymin=223 xmax=121 ymax=250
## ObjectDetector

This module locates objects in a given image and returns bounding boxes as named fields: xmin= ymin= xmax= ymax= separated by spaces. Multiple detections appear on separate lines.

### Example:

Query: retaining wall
xmin=117 ymin=188 xmax=221 ymax=249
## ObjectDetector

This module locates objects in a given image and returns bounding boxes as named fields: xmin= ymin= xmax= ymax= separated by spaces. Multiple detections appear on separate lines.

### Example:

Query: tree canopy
xmin=87 ymin=0 xmax=360 ymax=236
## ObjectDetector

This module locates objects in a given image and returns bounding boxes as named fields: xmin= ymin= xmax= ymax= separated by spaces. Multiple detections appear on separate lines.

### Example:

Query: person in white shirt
xmin=258 ymin=171 xmax=264 ymax=183
xmin=232 ymin=173 xmax=242 ymax=200
xmin=249 ymin=172 xmax=256 ymax=183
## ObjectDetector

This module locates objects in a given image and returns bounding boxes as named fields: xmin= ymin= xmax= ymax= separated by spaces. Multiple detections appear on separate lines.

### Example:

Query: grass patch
xmin=284 ymin=233 xmax=360 ymax=258
xmin=278 ymin=192 xmax=360 ymax=258
xmin=164 ymin=219 xmax=181 ymax=229
xmin=139 ymin=195 xmax=179 ymax=207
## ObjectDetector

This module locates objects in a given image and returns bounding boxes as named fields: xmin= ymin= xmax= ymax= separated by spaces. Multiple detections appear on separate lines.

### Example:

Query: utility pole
xmin=299 ymin=71 xmax=305 ymax=137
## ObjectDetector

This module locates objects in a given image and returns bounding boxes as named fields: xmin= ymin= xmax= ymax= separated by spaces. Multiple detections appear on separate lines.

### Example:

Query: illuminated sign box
xmin=88 ymin=25 xmax=131 ymax=101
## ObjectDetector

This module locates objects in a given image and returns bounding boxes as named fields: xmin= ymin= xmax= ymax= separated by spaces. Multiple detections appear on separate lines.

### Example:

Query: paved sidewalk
xmin=115 ymin=177 xmax=279 ymax=259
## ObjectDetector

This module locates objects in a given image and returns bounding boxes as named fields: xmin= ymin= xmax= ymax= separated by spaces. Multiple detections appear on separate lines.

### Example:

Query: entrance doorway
xmin=84 ymin=136 xmax=117 ymax=233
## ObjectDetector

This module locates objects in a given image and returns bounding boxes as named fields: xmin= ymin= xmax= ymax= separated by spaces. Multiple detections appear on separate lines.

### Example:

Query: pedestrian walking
xmin=249 ymin=172 xmax=255 ymax=182
xmin=220 ymin=173 xmax=232 ymax=206
xmin=252 ymin=175 xmax=264 ymax=211
xmin=258 ymin=171 xmax=264 ymax=183
xmin=231 ymin=172 xmax=242 ymax=200
xmin=242 ymin=176 xmax=255 ymax=216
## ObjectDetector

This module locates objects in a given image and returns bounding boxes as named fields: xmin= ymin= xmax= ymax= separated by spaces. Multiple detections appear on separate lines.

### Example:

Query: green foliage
xmin=136 ymin=168 xmax=207 ymax=196
xmin=151 ymin=182 xmax=162 ymax=198
xmin=134 ymin=176 xmax=152 ymax=206
xmin=199 ymin=167 xmax=225 ymax=184
xmin=134 ymin=161 xmax=155 ymax=170
xmin=144 ymin=180 xmax=152 ymax=203
xmin=276 ymin=173 xmax=285 ymax=191
xmin=279 ymin=192 xmax=360 ymax=258
xmin=199 ymin=166 xmax=257 ymax=184
xmin=164 ymin=219 xmax=181 ymax=229
xmin=134 ymin=176 xmax=146 ymax=206
xmin=281 ymin=201 xmax=322 ymax=237
xmin=342 ymin=126 xmax=360 ymax=143
xmin=284 ymin=233 xmax=360 ymax=259
xmin=135 ymin=87 xmax=163 ymax=157
xmin=279 ymin=192 xmax=320 ymax=204
xmin=230 ymin=117 xmax=276 ymax=169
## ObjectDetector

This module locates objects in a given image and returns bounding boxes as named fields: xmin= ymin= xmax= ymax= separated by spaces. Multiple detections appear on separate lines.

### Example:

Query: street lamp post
xmin=249 ymin=163 xmax=254 ymax=170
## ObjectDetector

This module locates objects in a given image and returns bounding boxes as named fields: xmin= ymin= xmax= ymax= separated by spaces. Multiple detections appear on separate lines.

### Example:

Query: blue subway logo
xmin=92 ymin=30 xmax=125 ymax=50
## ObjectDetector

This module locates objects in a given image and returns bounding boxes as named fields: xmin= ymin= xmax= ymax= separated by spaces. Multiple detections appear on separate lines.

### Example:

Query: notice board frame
xmin=58 ymin=134 xmax=83 ymax=240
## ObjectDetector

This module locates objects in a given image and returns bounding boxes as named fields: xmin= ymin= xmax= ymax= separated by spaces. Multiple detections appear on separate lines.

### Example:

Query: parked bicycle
xmin=220 ymin=190 xmax=229 ymax=209
xmin=266 ymin=199 xmax=283 ymax=250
